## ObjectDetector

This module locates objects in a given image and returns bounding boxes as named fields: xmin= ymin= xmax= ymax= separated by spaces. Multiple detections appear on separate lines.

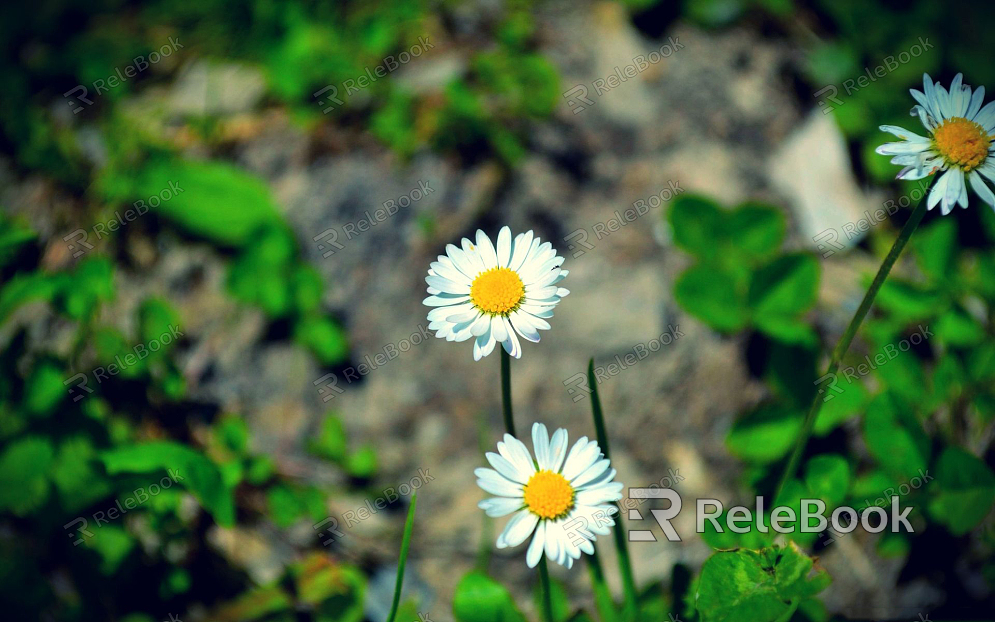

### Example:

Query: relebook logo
xmin=562 ymin=489 xmax=915 ymax=545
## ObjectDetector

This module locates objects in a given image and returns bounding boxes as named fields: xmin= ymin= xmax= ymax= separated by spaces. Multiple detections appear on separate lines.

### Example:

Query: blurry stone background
xmin=2 ymin=1 xmax=926 ymax=619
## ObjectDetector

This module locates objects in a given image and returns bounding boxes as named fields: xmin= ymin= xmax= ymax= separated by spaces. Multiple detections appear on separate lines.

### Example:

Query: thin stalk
xmin=586 ymin=546 xmax=618 ymax=622
xmin=774 ymin=179 xmax=934 ymax=499
xmin=500 ymin=348 xmax=516 ymax=437
xmin=386 ymin=494 xmax=417 ymax=622
xmin=538 ymin=557 xmax=556 ymax=622
xmin=587 ymin=359 xmax=639 ymax=621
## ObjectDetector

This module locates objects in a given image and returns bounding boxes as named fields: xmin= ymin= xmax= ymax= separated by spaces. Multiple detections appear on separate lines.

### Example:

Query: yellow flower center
xmin=523 ymin=470 xmax=574 ymax=520
xmin=933 ymin=117 xmax=991 ymax=171
xmin=470 ymin=267 xmax=525 ymax=316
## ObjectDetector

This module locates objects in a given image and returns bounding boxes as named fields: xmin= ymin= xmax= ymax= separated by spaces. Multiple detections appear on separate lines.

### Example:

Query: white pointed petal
xmin=526 ymin=521 xmax=546 ymax=568
xmin=966 ymin=85 xmax=986 ymax=120
xmin=571 ymin=458 xmax=612 ymax=488
xmin=971 ymin=170 xmax=995 ymax=208
xmin=496 ymin=226 xmax=512 ymax=267
xmin=475 ymin=468 xmax=524 ymax=497
xmin=475 ymin=230 xmax=499 ymax=269
xmin=532 ymin=423 xmax=551 ymax=470
xmin=498 ymin=434 xmax=537 ymax=478
xmin=927 ymin=171 xmax=950 ymax=211
xmin=509 ymin=310 xmax=541 ymax=343
xmin=497 ymin=510 xmax=539 ymax=548
xmin=548 ymin=428 xmax=569 ymax=473
xmin=879 ymin=125 xmax=928 ymax=142
xmin=423 ymin=294 xmax=469 ymax=307
xmin=479 ymin=497 xmax=524 ymax=518
xmin=562 ymin=437 xmax=598 ymax=481
xmin=486 ymin=451 xmax=530 ymax=484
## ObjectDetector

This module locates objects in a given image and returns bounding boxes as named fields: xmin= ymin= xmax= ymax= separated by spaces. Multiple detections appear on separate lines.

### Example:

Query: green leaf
xmin=874 ymin=280 xmax=945 ymax=322
xmin=804 ymin=455 xmax=851 ymax=507
xmin=727 ymin=203 xmax=786 ymax=263
xmin=138 ymin=298 xmax=181 ymax=347
xmin=727 ymin=403 xmax=802 ymax=463
xmin=0 ymin=436 xmax=54 ymax=515
xmin=133 ymin=159 xmax=282 ymax=247
xmin=24 ymin=360 xmax=66 ymax=416
xmin=346 ymin=445 xmax=378 ymax=478
xmin=934 ymin=307 xmax=984 ymax=347
xmin=50 ymin=436 xmax=111 ymax=512
xmin=295 ymin=315 xmax=350 ymax=364
xmin=927 ymin=447 xmax=995 ymax=535
xmin=101 ymin=441 xmax=235 ymax=525
xmin=668 ymin=196 xmax=785 ymax=267
xmin=308 ymin=413 xmax=349 ymax=462
xmin=0 ymin=217 xmax=35 ymax=270
xmin=669 ymin=194 xmax=726 ymax=261
xmin=453 ymin=572 xmax=527 ymax=622
xmin=814 ymin=379 xmax=867 ymax=436
xmin=863 ymin=393 xmax=930 ymax=482
xmin=674 ymin=264 xmax=748 ymax=332
xmin=913 ymin=218 xmax=958 ymax=282
xmin=695 ymin=543 xmax=830 ymax=622
xmin=0 ymin=272 xmax=61 ymax=323
xmin=748 ymin=254 xmax=819 ymax=318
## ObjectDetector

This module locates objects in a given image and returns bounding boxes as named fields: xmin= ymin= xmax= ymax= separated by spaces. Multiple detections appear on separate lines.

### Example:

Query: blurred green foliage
xmin=666 ymin=175 xmax=995 ymax=619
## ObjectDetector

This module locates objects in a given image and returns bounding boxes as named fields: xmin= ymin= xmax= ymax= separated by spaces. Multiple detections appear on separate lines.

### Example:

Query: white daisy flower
xmin=475 ymin=423 xmax=624 ymax=569
xmin=876 ymin=73 xmax=995 ymax=215
xmin=423 ymin=227 xmax=569 ymax=361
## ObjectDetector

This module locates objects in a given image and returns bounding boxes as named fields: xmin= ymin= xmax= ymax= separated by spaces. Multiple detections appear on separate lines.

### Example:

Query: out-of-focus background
xmin=2 ymin=0 xmax=994 ymax=620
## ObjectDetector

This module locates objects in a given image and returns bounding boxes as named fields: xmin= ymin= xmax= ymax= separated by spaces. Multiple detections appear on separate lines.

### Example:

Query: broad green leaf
xmin=695 ymin=543 xmax=830 ymax=622
xmin=138 ymin=298 xmax=181 ymax=347
xmin=669 ymin=195 xmax=725 ymax=261
xmin=674 ymin=264 xmax=748 ymax=332
xmin=863 ymin=393 xmax=930 ymax=482
xmin=133 ymin=159 xmax=281 ymax=247
xmin=0 ymin=272 xmax=61 ymax=323
xmin=0 ymin=217 xmax=35 ymax=269
xmin=308 ymin=413 xmax=348 ymax=463
xmin=101 ymin=441 xmax=235 ymax=526
xmin=874 ymin=280 xmax=945 ymax=321
xmin=84 ymin=524 xmax=135 ymax=575
xmin=804 ymin=455 xmax=851 ymax=507
xmin=727 ymin=203 xmax=786 ymax=262
xmin=814 ymin=379 xmax=867 ymax=436
xmin=934 ymin=307 xmax=984 ymax=347
xmin=453 ymin=572 xmax=527 ymax=622
xmin=727 ymin=403 xmax=802 ymax=463
xmin=913 ymin=218 xmax=957 ymax=282
xmin=0 ymin=436 xmax=54 ymax=515
xmin=748 ymin=254 xmax=819 ymax=317
xmin=346 ymin=445 xmax=378 ymax=478
xmin=50 ymin=436 xmax=111 ymax=512
xmin=763 ymin=342 xmax=818 ymax=407
xmin=24 ymin=360 xmax=66 ymax=416
xmin=927 ymin=447 xmax=995 ymax=535
xmin=58 ymin=257 xmax=115 ymax=320
xmin=754 ymin=315 xmax=818 ymax=347
xmin=873 ymin=349 xmax=929 ymax=407
xmin=295 ymin=315 xmax=350 ymax=364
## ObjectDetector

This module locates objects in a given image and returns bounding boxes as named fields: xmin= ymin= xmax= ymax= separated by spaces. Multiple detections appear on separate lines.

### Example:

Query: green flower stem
xmin=586 ymin=546 xmax=618 ymax=622
xmin=386 ymin=494 xmax=417 ymax=622
xmin=500 ymin=348 xmax=516 ymax=437
xmin=538 ymin=557 xmax=556 ymax=622
xmin=774 ymin=178 xmax=935 ymax=500
xmin=587 ymin=359 xmax=639 ymax=621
